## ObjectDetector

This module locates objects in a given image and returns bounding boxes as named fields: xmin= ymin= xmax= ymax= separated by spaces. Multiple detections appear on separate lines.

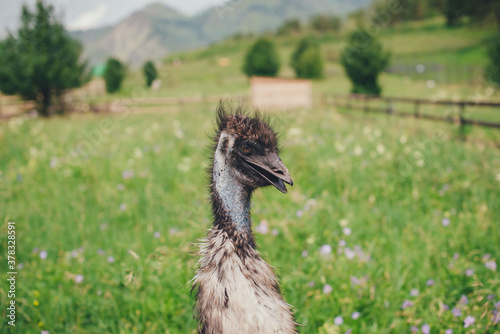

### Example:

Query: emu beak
xmin=242 ymin=153 xmax=293 ymax=194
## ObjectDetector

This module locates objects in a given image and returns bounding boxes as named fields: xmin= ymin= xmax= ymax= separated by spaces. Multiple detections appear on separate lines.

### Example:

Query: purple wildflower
xmin=442 ymin=303 xmax=449 ymax=311
xmin=486 ymin=294 xmax=495 ymax=300
xmin=492 ymin=311 xmax=500 ymax=324
xmin=338 ymin=239 xmax=347 ymax=247
xmin=445 ymin=329 xmax=453 ymax=334
xmin=421 ymin=323 xmax=430 ymax=334
xmin=485 ymin=260 xmax=497 ymax=271
xmin=452 ymin=307 xmax=462 ymax=317
xmin=255 ymin=221 xmax=268 ymax=234
xmin=39 ymin=250 xmax=47 ymax=260
xmin=97 ymin=249 xmax=105 ymax=255
xmin=119 ymin=203 xmax=127 ymax=211
xmin=426 ymin=279 xmax=435 ymax=286
xmin=442 ymin=218 xmax=450 ymax=226
xmin=319 ymin=244 xmax=332 ymax=256
xmin=334 ymin=316 xmax=343 ymax=326
xmin=154 ymin=231 xmax=161 ymax=238
xmin=410 ymin=289 xmax=419 ymax=297
xmin=74 ymin=275 xmax=84 ymax=284
xmin=271 ymin=228 xmax=279 ymax=236
xmin=343 ymin=227 xmax=352 ymax=236
xmin=351 ymin=311 xmax=360 ymax=320
xmin=307 ymin=281 xmax=315 ymax=288
xmin=459 ymin=295 xmax=469 ymax=305
xmin=495 ymin=301 xmax=500 ymax=310
xmin=463 ymin=315 xmax=475 ymax=328
xmin=301 ymin=250 xmax=308 ymax=257
xmin=296 ymin=210 xmax=303 ymax=218
xmin=71 ymin=250 xmax=78 ymax=258
xmin=323 ymin=284 xmax=333 ymax=294
xmin=402 ymin=300 xmax=414 ymax=310
xmin=410 ymin=326 xmax=419 ymax=333
xmin=465 ymin=269 xmax=474 ymax=277
xmin=344 ymin=247 xmax=355 ymax=259
xmin=107 ymin=256 xmax=115 ymax=263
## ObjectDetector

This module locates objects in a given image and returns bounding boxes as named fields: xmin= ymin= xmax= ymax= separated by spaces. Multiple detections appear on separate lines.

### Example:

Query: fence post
xmin=321 ymin=93 xmax=327 ymax=107
xmin=386 ymin=99 xmax=393 ymax=115
xmin=459 ymin=102 xmax=466 ymax=141
xmin=414 ymin=101 xmax=420 ymax=118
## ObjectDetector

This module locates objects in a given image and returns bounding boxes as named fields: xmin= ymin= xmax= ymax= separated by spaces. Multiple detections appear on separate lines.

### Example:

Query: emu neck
xmin=212 ymin=158 xmax=252 ymax=232
xmin=212 ymin=134 xmax=252 ymax=233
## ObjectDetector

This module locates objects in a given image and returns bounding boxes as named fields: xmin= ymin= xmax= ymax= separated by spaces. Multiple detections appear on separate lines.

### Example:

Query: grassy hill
xmin=109 ymin=16 xmax=498 ymax=102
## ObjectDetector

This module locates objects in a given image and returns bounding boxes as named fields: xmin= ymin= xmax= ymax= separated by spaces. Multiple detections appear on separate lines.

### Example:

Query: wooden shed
xmin=250 ymin=76 xmax=312 ymax=110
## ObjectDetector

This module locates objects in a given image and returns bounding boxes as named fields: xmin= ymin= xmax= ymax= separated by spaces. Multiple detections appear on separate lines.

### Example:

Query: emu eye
xmin=241 ymin=144 xmax=251 ymax=154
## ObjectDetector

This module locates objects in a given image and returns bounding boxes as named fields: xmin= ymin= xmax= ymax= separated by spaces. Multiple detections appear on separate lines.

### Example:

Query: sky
xmin=0 ymin=0 xmax=222 ymax=33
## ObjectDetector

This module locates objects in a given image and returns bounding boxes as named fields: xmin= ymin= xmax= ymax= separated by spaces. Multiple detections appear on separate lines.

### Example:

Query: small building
xmin=250 ymin=76 xmax=312 ymax=110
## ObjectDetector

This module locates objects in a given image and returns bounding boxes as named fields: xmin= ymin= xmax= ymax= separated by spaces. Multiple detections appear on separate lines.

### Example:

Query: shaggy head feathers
xmin=213 ymin=102 xmax=281 ymax=152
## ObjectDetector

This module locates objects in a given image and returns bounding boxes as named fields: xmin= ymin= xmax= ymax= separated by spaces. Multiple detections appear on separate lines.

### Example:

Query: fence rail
xmin=3 ymin=93 xmax=500 ymax=132
xmin=0 ymin=94 xmax=249 ymax=119
xmin=324 ymin=93 xmax=500 ymax=130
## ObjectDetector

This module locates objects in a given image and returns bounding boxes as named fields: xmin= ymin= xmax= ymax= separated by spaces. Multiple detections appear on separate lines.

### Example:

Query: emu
xmin=192 ymin=103 xmax=297 ymax=333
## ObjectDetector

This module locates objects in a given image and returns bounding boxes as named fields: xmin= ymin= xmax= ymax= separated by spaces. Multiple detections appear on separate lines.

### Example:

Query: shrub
xmin=276 ymin=18 xmax=301 ymax=36
xmin=340 ymin=28 xmax=390 ymax=96
xmin=104 ymin=58 xmax=126 ymax=93
xmin=291 ymin=37 xmax=324 ymax=79
xmin=310 ymin=14 xmax=342 ymax=33
xmin=486 ymin=34 xmax=500 ymax=84
xmin=143 ymin=60 xmax=158 ymax=88
xmin=242 ymin=37 xmax=280 ymax=77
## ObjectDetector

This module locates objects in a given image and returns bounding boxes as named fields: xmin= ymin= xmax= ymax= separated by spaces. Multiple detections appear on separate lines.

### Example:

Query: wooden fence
xmin=323 ymin=93 xmax=500 ymax=130
xmin=0 ymin=94 xmax=249 ymax=119
xmin=3 ymin=92 xmax=500 ymax=133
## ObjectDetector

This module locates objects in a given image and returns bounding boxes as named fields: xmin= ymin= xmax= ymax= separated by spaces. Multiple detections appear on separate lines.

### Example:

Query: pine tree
xmin=290 ymin=37 xmax=324 ymax=79
xmin=340 ymin=28 xmax=390 ymax=96
xmin=143 ymin=60 xmax=158 ymax=88
xmin=0 ymin=1 xmax=87 ymax=116
xmin=104 ymin=58 xmax=126 ymax=93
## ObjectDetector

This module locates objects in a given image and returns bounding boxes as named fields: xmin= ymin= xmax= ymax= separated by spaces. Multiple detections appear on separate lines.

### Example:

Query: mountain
xmin=72 ymin=0 xmax=373 ymax=66
xmin=71 ymin=3 xmax=200 ymax=66
xmin=193 ymin=0 xmax=371 ymax=43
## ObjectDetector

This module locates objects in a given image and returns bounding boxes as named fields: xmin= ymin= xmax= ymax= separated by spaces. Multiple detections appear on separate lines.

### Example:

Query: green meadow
xmin=1 ymin=16 xmax=500 ymax=334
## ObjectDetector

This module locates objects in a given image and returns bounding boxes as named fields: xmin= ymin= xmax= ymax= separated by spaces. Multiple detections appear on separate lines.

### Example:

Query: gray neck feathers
xmin=213 ymin=132 xmax=251 ymax=231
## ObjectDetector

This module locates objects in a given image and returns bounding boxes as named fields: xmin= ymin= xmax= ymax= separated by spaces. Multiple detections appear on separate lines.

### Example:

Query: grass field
xmin=1 ymin=102 xmax=500 ymax=333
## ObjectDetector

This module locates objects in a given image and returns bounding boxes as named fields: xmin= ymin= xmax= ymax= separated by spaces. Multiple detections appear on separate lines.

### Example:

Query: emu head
xmin=213 ymin=104 xmax=293 ymax=194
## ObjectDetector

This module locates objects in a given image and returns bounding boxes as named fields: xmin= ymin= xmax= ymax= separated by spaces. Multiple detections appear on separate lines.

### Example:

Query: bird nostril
xmin=274 ymin=169 xmax=284 ymax=175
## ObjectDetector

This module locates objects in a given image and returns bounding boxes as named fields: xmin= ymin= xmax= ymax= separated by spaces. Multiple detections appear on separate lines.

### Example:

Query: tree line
xmin=370 ymin=0 xmax=500 ymax=28
xmin=242 ymin=30 xmax=389 ymax=95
